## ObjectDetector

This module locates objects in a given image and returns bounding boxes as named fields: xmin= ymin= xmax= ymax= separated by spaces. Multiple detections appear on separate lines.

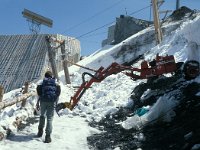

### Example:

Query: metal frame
xmin=22 ymin=9 xmax=53 ymax=34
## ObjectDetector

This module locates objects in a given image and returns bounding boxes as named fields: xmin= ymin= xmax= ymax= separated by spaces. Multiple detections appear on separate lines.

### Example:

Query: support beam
xmin=0 ymin=92 xmax=36 ymax=110
xmin=45 ymin=36 xmax=59 ymax=81
xmin=21 ymin=82 xmax=29 ymax=107
xmin=61 ymin=41 xmax=71 ymax=84
xmin=152 ymin=0 xmax=163 ymax=44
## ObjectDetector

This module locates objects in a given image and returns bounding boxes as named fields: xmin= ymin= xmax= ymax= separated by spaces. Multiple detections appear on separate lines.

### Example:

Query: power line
xmin=129 ymin=5 xmax=151 ymax=16
xmin=36 ymin=4 xmax=151 ymax=62
xmin=80 ymin=40 xmax=100 ymax=44
xmin=20 ymin=25 xmax=196 ymax=70
xmin=82 ymin=31 xmax=107 ymax=39
xmin=26 ymin=4 xmax=152 ymax=63
xmin=1 ymin=4 xmax=152 ymax=70
xmin=1 ymin=4 xmax=153 ymax=82
xmin=61 ymin=0 xmax=127 ymax=34
xmin=76 ymin=21 xmax=114 ymax=39
xmin=75 ymin=5 xmax=151 ymax=40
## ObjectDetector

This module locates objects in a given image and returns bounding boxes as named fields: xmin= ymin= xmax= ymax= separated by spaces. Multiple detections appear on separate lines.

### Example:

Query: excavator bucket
xmin=56 ymin=102 xmax=73 ymax=113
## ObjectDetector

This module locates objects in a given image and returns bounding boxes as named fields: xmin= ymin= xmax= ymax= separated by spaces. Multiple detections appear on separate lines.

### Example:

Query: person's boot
xmin=44 ymin=135 xmax=51 ymax=143
xmin=37 ymin=128 xmax=43 ymax=137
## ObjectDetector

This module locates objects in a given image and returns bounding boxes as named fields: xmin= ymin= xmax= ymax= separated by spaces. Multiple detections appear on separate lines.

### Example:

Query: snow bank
xmin=121 ymin=95 xmax=178 ymax=130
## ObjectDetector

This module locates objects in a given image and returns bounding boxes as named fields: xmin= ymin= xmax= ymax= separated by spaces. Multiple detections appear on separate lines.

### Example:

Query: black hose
xmin=82 ymin=72 xmax=101 ymax=83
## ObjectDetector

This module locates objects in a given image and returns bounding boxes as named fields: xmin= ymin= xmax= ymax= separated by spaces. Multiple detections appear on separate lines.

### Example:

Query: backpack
xmin=41 ymin=78 xmax=58 ymax=102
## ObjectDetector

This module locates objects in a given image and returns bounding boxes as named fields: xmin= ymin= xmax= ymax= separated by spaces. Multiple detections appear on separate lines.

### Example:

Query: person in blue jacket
xmin=36 ymin=71 xmax=61 ymax=143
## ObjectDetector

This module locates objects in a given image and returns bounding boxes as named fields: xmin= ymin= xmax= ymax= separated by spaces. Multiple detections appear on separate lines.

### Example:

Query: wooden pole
xmin=21 ymin=82 xmax=29 ymax=107
xmin=45 ymin=36 xmax=59 ymax=81
xmin=176 ymin=0 xmax=180 ymax=10
xmin=0 ymin=85 xmax=4 ymax=102
xmin=61 ymin=41 xmax=71 ymax=84
xmin=152 ymin=0 xmax=163 ymax=44
xmin=0 ymin=85 xmax=35 ymax=141
xmin=0 ymin=132 xmax=4 ymax=141
xmin=0 ymin=92 xmax=36 ymax=110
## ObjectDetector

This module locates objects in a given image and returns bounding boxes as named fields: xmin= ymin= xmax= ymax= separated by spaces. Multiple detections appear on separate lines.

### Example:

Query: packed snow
xmin=0 ymin=12 xmax=200 ymax=150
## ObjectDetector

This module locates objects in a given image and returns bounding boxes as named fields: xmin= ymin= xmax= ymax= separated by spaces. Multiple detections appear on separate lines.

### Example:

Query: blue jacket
xmin=36 ymin=77 xmax=61 ymax=102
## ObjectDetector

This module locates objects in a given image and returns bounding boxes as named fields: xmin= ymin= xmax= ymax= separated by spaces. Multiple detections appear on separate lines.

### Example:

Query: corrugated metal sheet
xmin=0 ymin=34 xmax=48 ymax=92
xmin=0 ymin=34 xmax=81 ymax=93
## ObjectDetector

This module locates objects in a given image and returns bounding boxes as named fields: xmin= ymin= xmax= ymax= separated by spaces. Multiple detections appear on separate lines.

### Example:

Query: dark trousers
xmin=38 ymin=101 xmax=54 ymax=135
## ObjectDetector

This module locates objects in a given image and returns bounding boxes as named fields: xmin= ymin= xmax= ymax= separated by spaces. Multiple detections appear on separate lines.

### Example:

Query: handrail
xmin=0 ymin=92 xmax=36 ymax=110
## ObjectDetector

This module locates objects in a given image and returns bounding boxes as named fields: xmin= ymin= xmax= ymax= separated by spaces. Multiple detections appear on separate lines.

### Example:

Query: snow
xmin=192 ymin=144 xmax=200 ymax=150
xmin=0 ymin=116 xmax=99 ymax=150
xmin=122 ymin=94 xmax=178 ymax=130
xmin=0 ymin=12 xmax=200 ymax=149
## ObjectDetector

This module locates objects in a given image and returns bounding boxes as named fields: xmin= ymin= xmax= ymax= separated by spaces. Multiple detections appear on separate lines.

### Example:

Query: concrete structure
xmin=0 ymin=34 xmax=80 ymax=92
xmin=102 ymin=25 xmax=115 ymax=47
xmin=102 ymin=15 xmax=152 ymax=46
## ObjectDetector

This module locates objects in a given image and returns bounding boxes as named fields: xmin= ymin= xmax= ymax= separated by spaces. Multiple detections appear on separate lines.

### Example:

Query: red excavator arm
xmin=56 ymin=55 xmax=177 ymax=112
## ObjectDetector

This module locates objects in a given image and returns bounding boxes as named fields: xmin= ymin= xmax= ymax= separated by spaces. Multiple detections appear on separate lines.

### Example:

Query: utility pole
xmin=60 ymin=41 xmax=71 ymax=84
xmin=152 ymin=0 xmax=163 ymax=44
xmin=49 ymin=37 xmax=71 ymax=84
xmin=45 ymin=36 xmax=59 ymax=81
xmin=176 ymin=0 xmax=180 ymax=10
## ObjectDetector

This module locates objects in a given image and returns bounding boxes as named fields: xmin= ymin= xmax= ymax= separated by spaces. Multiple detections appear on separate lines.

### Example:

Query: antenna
xmin=125 ymin=8 xmax=128 ymax=16
xmin=22 ymin=9 xmax=53 ymax=34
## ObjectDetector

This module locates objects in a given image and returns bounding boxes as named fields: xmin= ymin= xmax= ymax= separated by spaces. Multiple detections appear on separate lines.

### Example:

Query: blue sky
xmin=0 ymin=0 xmax=199 ymax=56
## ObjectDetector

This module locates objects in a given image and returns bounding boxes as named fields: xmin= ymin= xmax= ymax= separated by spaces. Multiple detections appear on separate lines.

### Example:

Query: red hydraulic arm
xmin=56 ymin=55 xmax=177 ymax=111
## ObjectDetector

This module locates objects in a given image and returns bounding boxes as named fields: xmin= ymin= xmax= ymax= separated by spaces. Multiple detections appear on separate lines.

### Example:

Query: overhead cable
xmin=61 ymin=0 xmax=127 ymax=34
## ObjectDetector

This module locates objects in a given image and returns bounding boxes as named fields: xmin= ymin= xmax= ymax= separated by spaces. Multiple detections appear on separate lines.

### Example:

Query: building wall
xmin=102 ymin=25 xmax=115 ymax=47
xmin=52 ymin=34 xmax=81 ymax=72
xmin=102 ymin=15 xmax=152 ymax=46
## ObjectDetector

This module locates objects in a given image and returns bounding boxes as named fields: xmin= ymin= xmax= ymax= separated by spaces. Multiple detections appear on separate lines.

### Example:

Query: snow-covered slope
xmin=58 ymin=11 xmax=200 ymax=123
xmin=0 ymin=8 xmax=200 ymax=150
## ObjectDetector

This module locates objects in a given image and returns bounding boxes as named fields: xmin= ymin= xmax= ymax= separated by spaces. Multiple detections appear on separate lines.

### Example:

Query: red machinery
xmin=56 ymin=55 xmax=177 ymax=112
